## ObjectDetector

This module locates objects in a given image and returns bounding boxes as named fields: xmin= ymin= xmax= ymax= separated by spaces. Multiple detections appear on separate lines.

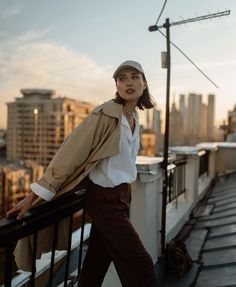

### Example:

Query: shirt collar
xmin=121 ymin=114 xmax=139 ymax=140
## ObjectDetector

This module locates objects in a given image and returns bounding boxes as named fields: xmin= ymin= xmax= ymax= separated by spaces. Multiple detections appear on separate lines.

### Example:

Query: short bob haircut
xmin=114 ymin=74 xmax=155 ymax=110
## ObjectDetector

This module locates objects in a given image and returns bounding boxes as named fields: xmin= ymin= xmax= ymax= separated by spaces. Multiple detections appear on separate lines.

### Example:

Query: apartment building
xmin=0 ymin=160 xmax=44 ymax=217
xmin=7 ymin=89 xmax=94 ymax=168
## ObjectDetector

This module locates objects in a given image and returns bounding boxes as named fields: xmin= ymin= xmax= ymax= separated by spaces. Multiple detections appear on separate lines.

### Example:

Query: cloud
xmin=0 ymin=28 xmax=53 ymax=50
xmin=0 ymin=3 xmax=22 ymax=18
xmin=0 ymin=35 xmax=115 ymax=109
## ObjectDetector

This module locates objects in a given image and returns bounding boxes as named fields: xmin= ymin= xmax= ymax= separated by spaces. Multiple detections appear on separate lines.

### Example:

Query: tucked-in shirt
xmin=30 ymin=113 xmax=139 ymax=200
xmin=89 ymin=113 xmax=140 ymax=187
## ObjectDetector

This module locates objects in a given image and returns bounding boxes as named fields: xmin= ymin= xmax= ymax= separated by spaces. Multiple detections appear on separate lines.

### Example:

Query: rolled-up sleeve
xmin=30 ymin=183 xmax=55 ymax=201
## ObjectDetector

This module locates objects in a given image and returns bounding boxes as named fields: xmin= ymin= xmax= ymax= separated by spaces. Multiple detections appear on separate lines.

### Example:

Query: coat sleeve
xmin=35 ymin=112 xmax=102 ymax=198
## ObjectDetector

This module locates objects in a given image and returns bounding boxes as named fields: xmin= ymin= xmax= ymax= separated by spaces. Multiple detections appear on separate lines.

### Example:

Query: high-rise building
xmin=179 ymin=92 xmax=216 ymax=145
xmin=179 ymin=94 xmax=187 ymax=135
xmin=152 ymin=108 xmax=163 ymax=153
xmin=152 ymin=109 xmax=161 ymax=132
xmin=226 ymin=104 xmax=236 ymax=142
xmin=169 ymin=101 xmax=184 ymax=146
xmin=228 ymin=104 xmax=236 ymax=134
xmin=207 ymin=94 xmax=215 ymax=141
xmin=200 ymin=102 xmax=207 ymax=141
xmin=186 ymin=93 xmax=205 ymax=144
xmin=7 ymin=89 xmax=94 ymax=167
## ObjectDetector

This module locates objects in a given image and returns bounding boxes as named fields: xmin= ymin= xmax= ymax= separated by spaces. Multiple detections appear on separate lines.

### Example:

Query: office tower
xmin=207 ymin=94 xmax=215 ymax=141
xmin=169 ymin=101 xmax=184 ymax=146
xmin=200 ymin=103 xmax=207 ymax=141
xmin=187 ymin=93 xmax=203 ymax=145
xmin=179 ymin=94 xmax=187 ymax=126
xmin=7 ymin=89 xmax=94 ymax=168
xmin=153 ymin=108 xmax=163 ymax=152
xmin=179 ymin=94 xmax=185 ymax=116
xmin=153 ymin=108 xmax=161 ymax=134
xmin=228 ymin=104 xmax=236 ymax=133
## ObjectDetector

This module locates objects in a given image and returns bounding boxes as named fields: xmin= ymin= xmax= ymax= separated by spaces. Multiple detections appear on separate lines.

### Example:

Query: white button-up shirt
xmin=89 ymin=113 xmax=140 ymax=187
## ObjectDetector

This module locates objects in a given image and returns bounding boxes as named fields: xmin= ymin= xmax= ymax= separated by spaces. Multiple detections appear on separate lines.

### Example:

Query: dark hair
xmin=114 ymin=74 xmax=155 ymax=110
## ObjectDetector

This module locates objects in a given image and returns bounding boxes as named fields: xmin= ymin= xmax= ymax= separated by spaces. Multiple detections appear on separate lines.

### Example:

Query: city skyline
xmin=1 ymin=0 xmax=236 ymax=128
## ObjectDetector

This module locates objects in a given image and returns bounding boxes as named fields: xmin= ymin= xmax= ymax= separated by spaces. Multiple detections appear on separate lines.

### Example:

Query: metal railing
xmin=0 ymin=186 xmax=87 ymax=287
xmin=167 ymin=158 xmax=187 ymax=205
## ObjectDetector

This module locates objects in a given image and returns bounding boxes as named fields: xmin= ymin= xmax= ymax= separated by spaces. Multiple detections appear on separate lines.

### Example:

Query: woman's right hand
xmin=6 ymin=192 xmax=38 ymax=220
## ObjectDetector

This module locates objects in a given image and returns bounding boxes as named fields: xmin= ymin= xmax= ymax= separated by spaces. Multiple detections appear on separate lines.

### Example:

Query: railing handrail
xmin=0 ymin=189 xmax=86 ymax=247
xmin=173 ymin=158 xmax=187 ymax=166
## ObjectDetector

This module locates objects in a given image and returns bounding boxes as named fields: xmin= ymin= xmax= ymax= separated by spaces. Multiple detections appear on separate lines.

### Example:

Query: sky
xmin=0 ymin=0 xmax=235 ymax=128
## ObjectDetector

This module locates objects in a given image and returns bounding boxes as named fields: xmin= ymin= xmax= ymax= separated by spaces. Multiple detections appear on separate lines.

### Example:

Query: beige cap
xmin=113 ymin=60 xmax=145 ymax=79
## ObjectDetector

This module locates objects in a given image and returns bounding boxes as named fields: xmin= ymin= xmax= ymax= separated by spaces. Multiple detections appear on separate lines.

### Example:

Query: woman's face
xmin=116 ymin=68 xmax=147 ymax=105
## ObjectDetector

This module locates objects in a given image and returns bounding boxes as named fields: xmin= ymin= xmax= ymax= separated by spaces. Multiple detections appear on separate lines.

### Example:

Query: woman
xmin=7 ymin=60 xmax=156 ymax=287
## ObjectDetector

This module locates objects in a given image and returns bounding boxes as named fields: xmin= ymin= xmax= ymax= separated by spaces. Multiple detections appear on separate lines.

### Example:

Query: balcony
xmin=0 ymin=142 xmax=236 ymax=286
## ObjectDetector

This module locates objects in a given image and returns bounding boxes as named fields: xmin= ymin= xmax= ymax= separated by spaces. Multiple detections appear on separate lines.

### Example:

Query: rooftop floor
xmin=156 ymin=171 xmax=236 ymax=287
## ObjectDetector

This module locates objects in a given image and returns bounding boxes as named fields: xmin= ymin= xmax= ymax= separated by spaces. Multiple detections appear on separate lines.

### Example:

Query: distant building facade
xmin=139 ymin=108 xmax=163 ymax=156
xmin=140 ymin=92 xmax=216 ymax=150
xmin=177 ymin=93 xmax=216 ymax=145
xmin=179 ymin=94 xmax=187 ymax=139
xmin=0 ymin=160 xmax=44 ymax=217
xmin=228 ymin=105 xmax=236 ymax=134
xmin=225 ymin=104 xmax=236 ymax=142
xmin=187 ymin=93 xmax=203 ymax=144
xmin=7 ymin=89 xmax=94 ymax=168
xmin=0 ymin=129 xmax=6 ymax=159
xmin=207 ymin=94 xmax=215 ymax=141
xmin=0 ymin=129 xmax=6 ymax=142
xmin=169 ymin=101 xmax=184 ymax=146
xmin=153 ymin=109 xmax=163 ymax=153
xmin=139 ymin=128 xmax=157 ymax=156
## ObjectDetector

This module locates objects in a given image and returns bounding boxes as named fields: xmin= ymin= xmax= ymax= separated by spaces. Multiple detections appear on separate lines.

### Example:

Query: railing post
xmin=4 ymin=243 xmax=14 ymax=287
xmin=30 ymin=232 xmax=38 ymax=287
xmin=77 ymin=208 xmax=86 ymax=277
xmin=48 ymin=222 xmax=59 ymax=287
xmin=64 ymin=214 xmax=73 ymax=287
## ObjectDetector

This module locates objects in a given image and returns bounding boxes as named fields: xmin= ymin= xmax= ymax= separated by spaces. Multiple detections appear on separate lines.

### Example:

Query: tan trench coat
xmin=14 ymin=100 xmax=124 ymax=271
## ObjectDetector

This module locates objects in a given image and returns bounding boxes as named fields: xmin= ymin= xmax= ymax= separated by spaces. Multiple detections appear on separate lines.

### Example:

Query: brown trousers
xmin=78 ymin=182 xmax=156 ymax=287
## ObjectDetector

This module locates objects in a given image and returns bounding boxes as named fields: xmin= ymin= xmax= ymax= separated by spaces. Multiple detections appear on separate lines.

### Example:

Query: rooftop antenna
xmin=148 ymin=9 xmax=230 ymax=255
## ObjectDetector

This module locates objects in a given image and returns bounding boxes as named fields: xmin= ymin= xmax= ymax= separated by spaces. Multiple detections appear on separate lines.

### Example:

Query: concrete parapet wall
xmin=215 ymin=146 xmax=236 ymax=173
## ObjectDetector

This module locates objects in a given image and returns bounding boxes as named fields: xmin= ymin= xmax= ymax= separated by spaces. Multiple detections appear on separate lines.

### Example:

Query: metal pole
xmin=161 ymin=18 xmax=171 ymax=255
xmin=148 ymin=9 xmax=230 ymax=257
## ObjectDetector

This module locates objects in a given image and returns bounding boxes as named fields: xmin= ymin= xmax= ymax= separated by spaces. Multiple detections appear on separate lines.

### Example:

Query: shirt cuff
xmin=30 ymin=183 xmax=55 ymax=201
